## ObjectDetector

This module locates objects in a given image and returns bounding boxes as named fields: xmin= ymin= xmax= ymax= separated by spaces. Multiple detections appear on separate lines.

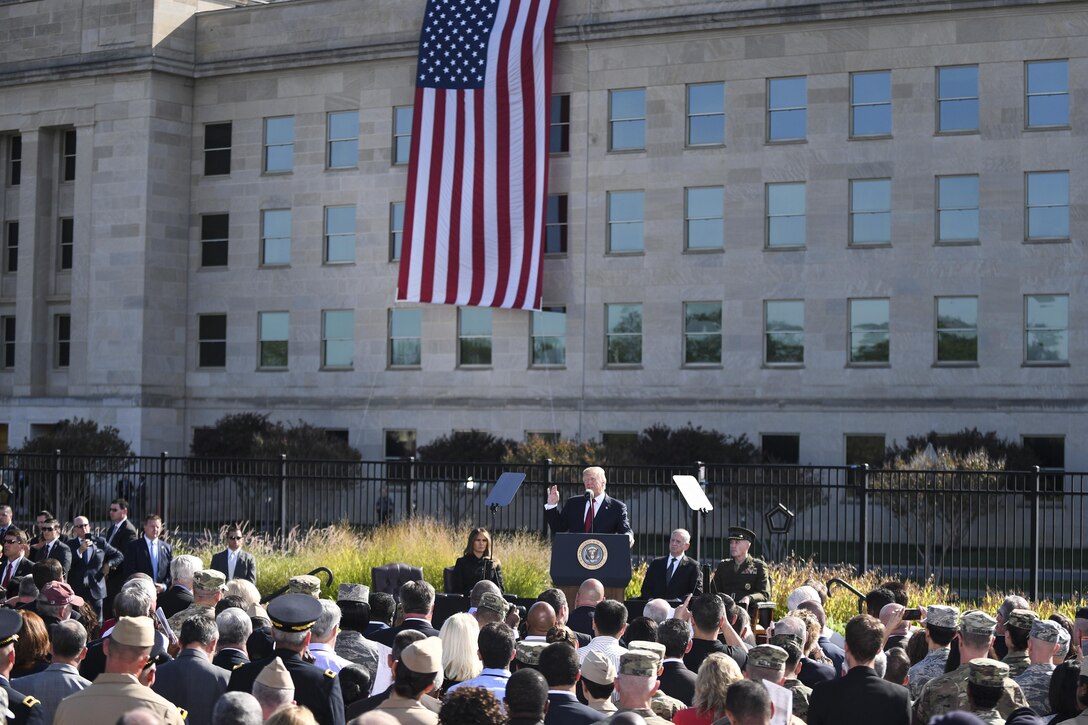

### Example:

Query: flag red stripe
xmin=419 ymin=91 xmax=446 ymax=303
xmin=534 ymin=0 xmax=560 ymax=310
xmin=445 ymin=92 xmax=467 ymax=304
xmin=397 ymin=86 xmax=428 ymax=300
xmin=491 ymin=0 xmax=519 ymax=307
xmin=512 ymin=0 xmax=542 ymax=310
xmin=469 ymin=89 xmax=487 ymax=306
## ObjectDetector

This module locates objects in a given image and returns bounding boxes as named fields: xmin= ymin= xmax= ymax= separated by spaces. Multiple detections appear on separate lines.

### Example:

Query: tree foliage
xmin=190 ymin=414 xmax=360 ymax=461
xmin=634 ymin=424 xmax=760 ymax=466
xmin=885 ymin=428 xmax=1040 ymax=471
xmin=416 ymin=430 xmax=516 ymax=463
xmin=16 ymin=418 xmax=132 ymax=458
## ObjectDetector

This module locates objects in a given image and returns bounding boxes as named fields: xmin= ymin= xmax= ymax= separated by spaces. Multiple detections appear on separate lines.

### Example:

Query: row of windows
xmin=1 ymin=219 xmax=72 ymax=273
xmin=0 ymin=130 xmax=75 ymax=187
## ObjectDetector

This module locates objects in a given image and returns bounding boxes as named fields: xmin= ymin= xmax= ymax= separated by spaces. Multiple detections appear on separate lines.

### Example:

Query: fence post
xmin=691 ymin=461 xmax=705 ymax=565
xmin=1029 ymin=466 xmax=1040 ymax=601
xmin=159 ymin=452 xmax=169 ymax=520
xmin=52 ymin=449 xmax=61 ymax=515
xmin=279 ymin=454 xmax=288 ymax=545
xmin=408 ymin=456 xmax=417 ymax=520
xmin=859 ymin=464 xmax=870 ymax=576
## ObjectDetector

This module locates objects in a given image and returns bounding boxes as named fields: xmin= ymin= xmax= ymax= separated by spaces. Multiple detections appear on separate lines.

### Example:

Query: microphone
xmin=585 ymin=490 xmax=592 ymax=501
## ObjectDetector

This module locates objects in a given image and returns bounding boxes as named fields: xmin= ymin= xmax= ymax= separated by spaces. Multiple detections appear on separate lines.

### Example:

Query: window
xmin=545 ymin=195 xmax=567 ymax=254
xmin=389 ymin=308 xmax=422 ymax=367
xmin=605 ymin=303 xmax=642 ymax=365
xmin=531 ymin=306 xmax=566 ymax=366
xmin=684 ymin=302 xmax=722 ymax=365
xmin=937 ymin=175 xmax=979 ymax=243
xmin=607 ymin=191 xmax=644 ymax=253
xmin=200 ymin=214 xmax=228 ymax=268
xmin=384 ymin=429 xmax=417 ymax=459
xmin=4 ymin=222 xmax=17 ymax=273
xmin=58 ymin=218 xmax=73 ymax=270
xmin=851 ymin=71 xmax=891 ymax=137
xmin=258 ymin=311 xmax=288 ymax=369
xmin=764 ymin=300 xmax=804 ymax=365
xmin=322 ymin=310 xmax=354 ymax=369
xmin=1026 ymin=171 xmax=1069 ymax=240
xmin=549 ymin=94 xmax=570 ymax=153
xmin=936 ymin=296 xmax=978 ymax=364
xmin=61 ymin=129 xmax=76 ymax=182
xmin=324 ymin=206 xmax=356 ymax=263
xmin=609 ymin=89 xmax=645 ymax=151
xmin=393 ymin=106 xmax=413 ymax=165
xmin=685 ymin=187 xmax=724 ymax=250
xmin=761 ymin=434 xmax=800 ymax=464
xmin=1 ymin=317 xmax=14 ymax=369
xmin=849 ymin=179 xmax=891 ymax=245
xmin=849 ymin=298 xmax=890 ymax=364
xmin=54 ymin=315 xmax=70 ymax=368
xmin=261 ymin=210 xmax=291 ymax=266
xmin=1022 ymin=436 xmax=1065 ymax=492
xmin=767 ymin=77 xmax=806 ymax=141
xmin=389 ymin=202 xmax=405 ymax=262
xmin=197 ymin=314 xmax=226 ymax=368
xmin=937 ymin=66 xmax=978 ymax=133
xmin=1024 ymin=294 xmax=1068 ymax=363
xmin=203 ymin=122 xmax=232 ymax=176
xmin=327 ymin=111 xmax=359 ymax=169
xmin=1026 ymin=60 xmax=1068 ymax=128
xmin=766 ymin=182 xmax=805 ymax=248
xmin=845 ymin=435 xmax=885 ymax=467
xmin=458 ymin=308 xmax=492 ymax=366
xmin=7 ymin=136 xmax=19 ymax=186
xmin=687 ymin=82 xmax=725 ymax=146
xmin=264 ymin=116 xmax=294 ymax=173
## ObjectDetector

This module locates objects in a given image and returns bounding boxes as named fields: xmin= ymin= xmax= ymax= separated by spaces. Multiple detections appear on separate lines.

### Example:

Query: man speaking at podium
xmin=545 ymin=466 xmax=633 ymax=545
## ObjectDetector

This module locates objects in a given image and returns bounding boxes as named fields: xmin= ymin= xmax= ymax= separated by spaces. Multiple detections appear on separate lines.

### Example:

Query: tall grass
xmin=178 ymin=520 xmax=1086 ymax=625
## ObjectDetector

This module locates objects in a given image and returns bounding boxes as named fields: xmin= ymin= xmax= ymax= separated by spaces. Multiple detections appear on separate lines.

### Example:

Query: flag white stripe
xmin=480 ymin=0 xmax=511 ymax=306
xmin=524 ymin=0 xmax=550 ymax=308
xmin=500 ymin=0 xmax=530 ymax=309
xmin=432 ymin=89 xmax=459 ymax=303
xmin=405 ymin=88 xmax=437 ymax=302
xmin=456 ymin=93 xmax=477 ymax=306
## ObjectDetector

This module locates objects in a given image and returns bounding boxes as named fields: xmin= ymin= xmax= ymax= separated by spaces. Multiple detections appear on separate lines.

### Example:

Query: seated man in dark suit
xmin=68 ymin=515 xmax=124 ymax=620
xmin=640 ymin=528 xmax=702 ymax=601
xmin=543 ymin=466 xmax=632 ymax=544
xmin=656 ymin=618 xmax=697 ymax=706
xmin=30 ymin=517 xmax=72 ymax=577
xmin=807 ymin=614 xmax=910 ymax=725
xmin=209 ymin=526 xmax=257 ymax=584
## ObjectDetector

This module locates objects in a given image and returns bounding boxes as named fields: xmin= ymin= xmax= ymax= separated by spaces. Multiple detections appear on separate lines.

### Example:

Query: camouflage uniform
xmin=972 ymin=709 xmax=1006 ymax=725
xmin=912 ymin=664 xmax=1028 ymax=725
xmin=1002 ymin=609 xmax=1038 ymax=679
xmin=907 ymin=647 xmax=950 ymax=700
xmin=605 ymin=651 xmax=672 ymax=725
xmin=783 ymin=677 xmax=812 ymax=722
xmin=604 ymin=707 xmax=670 ymax=725
xmin=167 ymin=602 xmax=216 ymax=637
xmin=966 ymin=659 xmax=1011 ymax=725
xmin=1001 ymin=649 xmax=1030 ymax=678
xmin=625 ymin=641 xmax=688 ymax=721
xmin=1014 ymin=662 xmax=1055 ymax=716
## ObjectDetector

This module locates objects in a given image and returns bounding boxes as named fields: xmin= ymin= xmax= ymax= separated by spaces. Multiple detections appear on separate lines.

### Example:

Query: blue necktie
xmin=150 ymin=541 xmax=158 ymax=581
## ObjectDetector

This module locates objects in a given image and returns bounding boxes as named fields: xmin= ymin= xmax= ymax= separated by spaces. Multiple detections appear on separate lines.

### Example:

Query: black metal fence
xmin=1 ymin=452 xmax=1085 ymax=601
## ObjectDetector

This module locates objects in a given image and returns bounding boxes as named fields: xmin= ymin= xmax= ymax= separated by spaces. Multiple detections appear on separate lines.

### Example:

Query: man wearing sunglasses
xmin=0 ymin=529 xmax=32 ymax=600
xmin=210 ymin=526 xmax=257 ymax=584
xmin=67 ymin=516 xmax=124 ymax=620
xmin=30 ymin=517 xmax=72 ymax=577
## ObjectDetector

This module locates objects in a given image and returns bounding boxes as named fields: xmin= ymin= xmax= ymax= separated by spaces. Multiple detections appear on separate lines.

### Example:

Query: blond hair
xmin=440 ymin=613 xmax=482 ymax=683
xmin=692 ymin=652 xmax=742 ymax=717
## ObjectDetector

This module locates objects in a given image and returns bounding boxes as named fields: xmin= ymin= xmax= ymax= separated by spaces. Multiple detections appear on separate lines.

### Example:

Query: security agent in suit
xmin=152 ymin=615 xmax=230 ymax=725
xmin=537 ymin=641 xmax=604 ymax=725
xmin=103 ymin=499 xmax=138 ymax=614
xmin=209 ymin=526 xmax=257 ymax=583
xmin=67 ymin=516 xmax=124 ymax=619
xmin=122 ymin=514 xmax=173 ymax=593
xmin=640 ymin=528 xmax=703 ymax=601
xmin=29 ymin=518 xmax=71 ymax=577
xmin=543 ymin=466 xmax=633 ymax=542
xmin=656 ymin=618 xmax=697 ymax=706
xmin=0 ymin=530 xmax=33 ymax=600
xmin=227 ymin=593 xmax=346 ymax=725
xmin=713 ymin=526 xmax=771 ymax=607
xmin=807 ymin=614 xmax=910 ymax=725
xmin=0 ymin=609 xmax=44 ymax=725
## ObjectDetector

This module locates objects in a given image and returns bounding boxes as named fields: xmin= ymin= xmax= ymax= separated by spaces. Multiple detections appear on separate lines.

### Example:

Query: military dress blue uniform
xmin=0 ymin=609 xmax=45 ymax=725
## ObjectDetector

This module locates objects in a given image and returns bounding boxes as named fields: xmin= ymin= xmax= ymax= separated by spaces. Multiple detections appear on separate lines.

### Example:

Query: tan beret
xmin=111 ymin=616 xmax=155 ymax=647
xmin=256 ymin=657 xmax=293 ymax=690
xmin=580 ymin=650 xmax=616 ymax=685
xmin=400 ymin=637 xmax=442 ymax=674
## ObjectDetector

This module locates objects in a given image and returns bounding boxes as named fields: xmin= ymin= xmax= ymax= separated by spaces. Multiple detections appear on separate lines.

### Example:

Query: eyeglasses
xmin=109 ymin=508 xmax=121 ymax=513
xmin=73 ymin=523 xmax=88 ymax=528
xmin=227 ymin=536 xmax=242 ymax=541
xmin=40 ymin=527 xmax=55 ymax=532
xmin=2 ymin=540 xmax=19 ymax=546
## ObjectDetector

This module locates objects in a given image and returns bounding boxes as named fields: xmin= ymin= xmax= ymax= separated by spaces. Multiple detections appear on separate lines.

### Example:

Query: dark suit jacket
xmin=158 ymin=585 xmax=193 ymax=619
xmin=1 ymin=557 xmax=34 ymax=599
xmin=0 ymin=674 xmax=45 ymax=725
xmin=567 ymin=605 xmax=595 ymax=637
xmin=103 ymin=519 xmax=138 ymax=596
xmin=544 ymin=691 xmax=603 ymax=725
xmin=31 ymin=539 xmax=72 ymax=576
xmin=797 ymin=657 xmax=836 ymax=688
xmin=369 ymin=618 xmax=441 ymax=648
xmin=362 ymin=622 xmax=391 ymax=638
xmin=122 ymin=537 xmax=173 ymax=588
xmin=544 ymin=494 xmax=632 ymax=536
xmin=659 ymin=660 xmax=697 ymax=706
xmin=66 ymin=536 xmax=123 ymax=603
xmin=228 ymin=650 xmax=345 ymax=725
xmin=209 ymin=549 xmax=257 ymax=583
xmin=639 ymin=555 xmax=702 ymax=600
xmin=152 ymin=648 xmax=230 ymax=725
xmin=213 ymin=648 xmax=250 ymax=671
xmin=807 ymin=666 xmax=910 ymax=725
xmin=817 ymin=636 xmax=846 ymax=676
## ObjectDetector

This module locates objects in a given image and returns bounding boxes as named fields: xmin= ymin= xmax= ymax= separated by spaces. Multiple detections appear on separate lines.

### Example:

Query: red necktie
xmin=584 ymin=500 xmax=594 ymax=533
xmin=0 ymin=563 xmax=11 ymax=588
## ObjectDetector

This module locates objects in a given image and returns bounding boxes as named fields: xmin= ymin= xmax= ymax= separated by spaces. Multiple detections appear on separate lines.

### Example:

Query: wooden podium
xmin=550 ymin=533 xmax=632 ymax=605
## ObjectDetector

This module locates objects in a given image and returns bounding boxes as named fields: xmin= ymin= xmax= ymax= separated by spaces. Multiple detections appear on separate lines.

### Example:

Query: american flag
xmin=397 ymin=0 xmax=560 ymax=311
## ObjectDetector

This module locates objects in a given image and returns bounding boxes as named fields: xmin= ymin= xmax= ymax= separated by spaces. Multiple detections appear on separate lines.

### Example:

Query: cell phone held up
xmin=901 ymin=608 xmax=923 ymax=621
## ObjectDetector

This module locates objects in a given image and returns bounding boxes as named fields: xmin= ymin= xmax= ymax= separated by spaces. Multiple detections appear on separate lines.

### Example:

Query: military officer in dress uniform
xmin=227 ymin=593 xmax=345 ymax=725
xmin=713 ymin=527 xmax=770 ymax=606
xmin=0 ymin=609 xmax=42 ymax=725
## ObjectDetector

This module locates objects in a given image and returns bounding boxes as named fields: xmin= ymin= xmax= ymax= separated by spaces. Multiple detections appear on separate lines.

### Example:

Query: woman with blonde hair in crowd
xmin=264 ymin=704 xmax=318 ymax=725
xmin=672 ymin=652 xmax=742 ymax=725
xmin=439 ymin=613 xmax=481 ymax=694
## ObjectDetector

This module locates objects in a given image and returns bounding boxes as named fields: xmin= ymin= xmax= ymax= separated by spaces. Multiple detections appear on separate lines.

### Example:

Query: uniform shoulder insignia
xmin=233 ymin=663 xmax=245 ymax=670
xmin=325 ymin=669 xmax=336 ymax=678
xmin=23 ymin=695 xmax=40 ymax=707
xmin=178 ymin=707 xmax=188 ymax=720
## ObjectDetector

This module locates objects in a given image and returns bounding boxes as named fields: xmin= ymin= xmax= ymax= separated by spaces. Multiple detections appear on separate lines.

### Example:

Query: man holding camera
xmin=67 ymin=515 xmax=125 ymax=620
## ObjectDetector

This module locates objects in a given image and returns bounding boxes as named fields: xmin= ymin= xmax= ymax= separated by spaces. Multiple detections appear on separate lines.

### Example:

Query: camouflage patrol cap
xmin=1055 ymin=624 xmax=1070 ymax=654
xmin=959 ymin=610 xmax=997 ymax=636
xmin=747 ymin=644 xmax=788 ymax=670
xmin=1007 ymin=609 xmax=1038 ymax=631
xmin=926 ymin=605 xmax=960 ymax=629
xmin=477 ymin=592 xmax=508 ymax=616
xmin=968 ymin=658 xmax=1009 ymax=687
xmin=618 ymin=650 xmax=659 ymax=677
xmin=580 ymin=650 xmax=616 ymax=685
xmin=769 ymin=633 xmax=804 ymax=657
xmin=627 ymin=641 xmax=666 ymax=667
xmin=515 ymin=640 xmax=547 ymax=666
xmin=337 ymin=583 xmax=369 ymax=603
xmin=193 ymin=569 xmax=227 ymax=593
xmin=287 ymin=575 xmax=321 ymax=597
xmin=1028 ymin=618 xmax=1062 ymax=643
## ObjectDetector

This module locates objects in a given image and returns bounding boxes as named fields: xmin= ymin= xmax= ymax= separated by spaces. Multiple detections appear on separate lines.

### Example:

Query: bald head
xmin=576 ymin=579 xmax=605 ymax=608
xmin=526 ymin=602 xmax=557 ymax=636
